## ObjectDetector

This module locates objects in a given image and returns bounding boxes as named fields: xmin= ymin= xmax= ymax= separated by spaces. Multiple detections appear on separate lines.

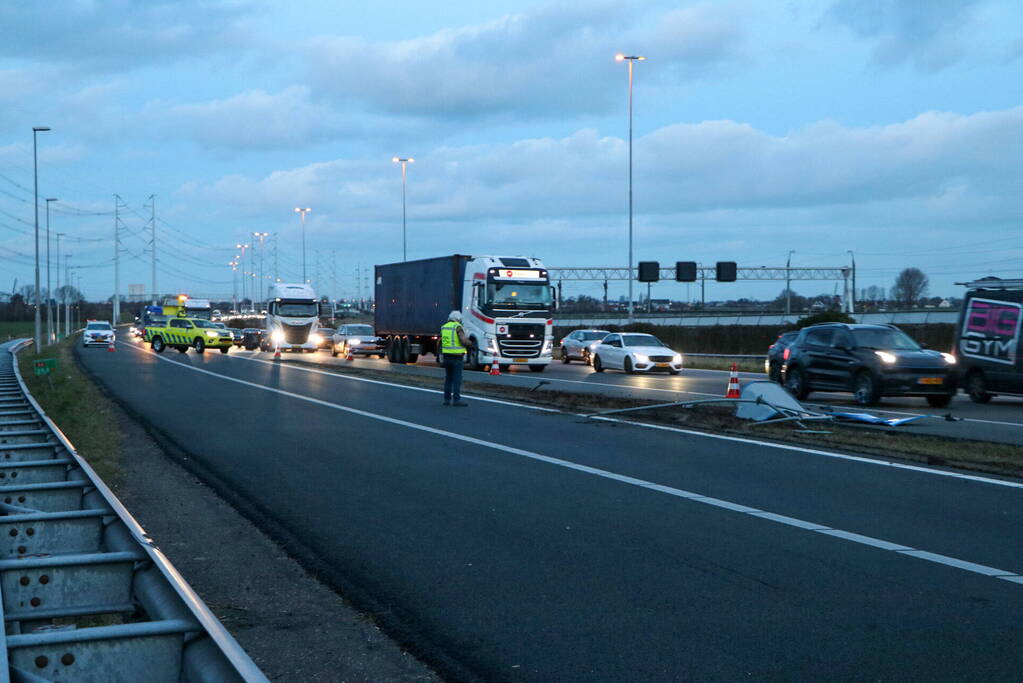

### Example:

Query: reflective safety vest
xmin=440 ymin=321 xmax=466 ymax=355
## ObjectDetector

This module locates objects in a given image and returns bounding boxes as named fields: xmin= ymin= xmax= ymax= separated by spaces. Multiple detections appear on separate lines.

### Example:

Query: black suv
xmin=782 ymin=323 xmax=957 ymax=407
xmin=765 ymin=331 xmax=799 ymax=383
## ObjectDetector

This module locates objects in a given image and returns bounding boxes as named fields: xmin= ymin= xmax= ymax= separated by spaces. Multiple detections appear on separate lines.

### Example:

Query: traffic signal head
xmin=715 ymin=261 xmax=737 ymax=282
xmin=676 ymin=261 xmax=697 ymax=282
xmin=637 ymin=261 xmax=660 ymax=283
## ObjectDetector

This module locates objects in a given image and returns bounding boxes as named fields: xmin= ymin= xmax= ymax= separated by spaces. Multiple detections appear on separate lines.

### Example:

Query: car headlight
xmin=874 ymin=350 xmax=897 ymax=364
xmin=206 ymin=331 xmax=218 ymax=338
xmin=673 ymin=354 xmax=683 ymax=364
xmin=633 ymin=353 xmax=649 ymax=364
xmin=271 ymin=330 xmax=285 ymax=343
xmin=349 ymin=339 xmax=361 ymax=346
xmin=941 ymin=352 xmax=956 ymax=364
xmin=542 ymin=340 xmax=552 ymax=353
xmin=309 ymin=333 xmax=323 ymax=345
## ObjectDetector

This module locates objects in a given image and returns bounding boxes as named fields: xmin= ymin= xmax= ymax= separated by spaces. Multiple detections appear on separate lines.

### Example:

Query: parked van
xmin=954 ymin=277 xmax=1023 ymax=402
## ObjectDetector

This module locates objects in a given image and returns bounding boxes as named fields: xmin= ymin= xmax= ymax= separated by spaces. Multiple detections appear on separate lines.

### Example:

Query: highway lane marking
xmin=223 ymin=351 xmax=562 ymax=413
xmin=120 ymin=341 xmax=1023 ymax=489
xmin=250 ymin=349 xmax=724 ymax=398
xmin=118 ymin=342 xmax=1023 ymax=586
xmin=588 ymin=415 xmax=1023 ymax=490
xmin=289 ymin=354 xmax=1023 ymax=428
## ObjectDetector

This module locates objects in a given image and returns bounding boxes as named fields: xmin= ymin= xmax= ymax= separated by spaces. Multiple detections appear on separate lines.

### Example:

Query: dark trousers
xmin=443 ymin=353 xmax=464 ymax=402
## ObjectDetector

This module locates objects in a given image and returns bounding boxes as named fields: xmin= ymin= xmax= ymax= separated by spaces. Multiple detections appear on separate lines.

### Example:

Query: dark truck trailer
xmin=375 ymin=255 xmax=470 ymax=364
xmin=955 ymin=277 xmax=1023 ymax=402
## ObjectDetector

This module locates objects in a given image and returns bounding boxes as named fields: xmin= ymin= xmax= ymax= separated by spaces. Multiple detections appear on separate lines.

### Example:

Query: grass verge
xmin=0 ymin=322 xmax=34 ymax=341
xmin=290 ymin=357 xmax=1022 ymax=480
xmin=17 ymin=334 xmax=122 ymax=485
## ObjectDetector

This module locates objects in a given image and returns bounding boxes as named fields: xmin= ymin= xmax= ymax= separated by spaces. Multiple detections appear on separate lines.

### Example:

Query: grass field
xmin=16 ymin=332 xmax=122 ymax=484
xmin=0 ymin=321 xmax=34 ymax=341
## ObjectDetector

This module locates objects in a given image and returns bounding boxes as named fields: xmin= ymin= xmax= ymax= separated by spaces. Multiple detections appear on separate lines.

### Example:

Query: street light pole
xmin=294 ymin=208 xmax=311 ymax=281
xmin=786 ymin=250 xmax=795 ymax=316
xmin=64 ymin=254 xmax=72 ymax=333
xmin=229 ymin=261 xmax=238 ymax=313
xmin=616 ymin=54 xmax=644 ymax=325
xmin=32 ymin=126 xmax=50 ymax=351
xmin=235 ymin=244 xmax=249 ymax=309
xmin=45 ymin=197 xmax=57 ymax=344
xmin=252 ymin=232 xmax=268 ymax=308
xmin=848 ymin=250 xmax=856 ymax=315
xmin=392 ymin=157 xmax=414 ymax=262
xmin=55 ymin=232 xmax=63 ymax=339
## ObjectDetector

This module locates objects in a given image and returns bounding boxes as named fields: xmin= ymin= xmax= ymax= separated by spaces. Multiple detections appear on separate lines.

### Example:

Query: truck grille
xmin=283 ymin=323 xmax=311 ymax=344
xmin=497 ymin=322 xmax=544 ymax=358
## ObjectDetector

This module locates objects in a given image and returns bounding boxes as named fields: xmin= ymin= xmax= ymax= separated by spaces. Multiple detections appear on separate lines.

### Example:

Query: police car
xmin=83 ymin=320 xmax=115 ymax=347
xmin=144 ymin=317 xmax=233 ymax=354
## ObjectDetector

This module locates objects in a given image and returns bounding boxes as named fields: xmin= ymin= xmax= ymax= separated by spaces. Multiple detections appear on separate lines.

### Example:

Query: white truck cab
xmin=264 ymin=283 xmax=321 ymax=352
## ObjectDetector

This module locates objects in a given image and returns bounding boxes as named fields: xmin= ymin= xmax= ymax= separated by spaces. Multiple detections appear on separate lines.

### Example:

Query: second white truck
xmin=374 ymin=254 xmax=556 ymax=372
xmin=263 ymin=282 xmax=323 ymax=352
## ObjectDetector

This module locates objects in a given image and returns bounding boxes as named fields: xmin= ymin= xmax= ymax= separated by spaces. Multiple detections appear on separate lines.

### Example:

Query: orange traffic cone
xmin=489 ymin=359 xmax=501 ymax=376
xmin=345 ymin=347 xmax=354 ymax=361
xmin=107 ymin=339 xmax=116 ymax=352
xmin=725 ymin=362 xmax=741 ymax=399
xmin=273 ymin=345 xmax=281 ymax=360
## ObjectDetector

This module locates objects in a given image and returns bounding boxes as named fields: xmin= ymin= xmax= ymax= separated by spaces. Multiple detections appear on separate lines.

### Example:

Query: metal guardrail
xmin=0 ymin=341 xmax=268 ymax=682
xmin=554 ymin=310 xmax=960 ymax=327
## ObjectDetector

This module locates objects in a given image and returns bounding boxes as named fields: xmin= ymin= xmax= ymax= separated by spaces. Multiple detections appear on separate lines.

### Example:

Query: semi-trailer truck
xmin=263 ymin=282 xmax=323 ymax=352
xmin=375 ymin=254 xmax=555 ymax=372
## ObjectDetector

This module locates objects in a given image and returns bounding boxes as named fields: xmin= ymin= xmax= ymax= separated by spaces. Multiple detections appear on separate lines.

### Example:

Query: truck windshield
xmin=278 ymin=303 xmax=318 ymax=316
xmin=486 ymin=283 xmax=552 ymax=309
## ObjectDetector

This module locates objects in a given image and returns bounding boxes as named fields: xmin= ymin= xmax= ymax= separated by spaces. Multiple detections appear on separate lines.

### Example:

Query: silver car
xmin=331 ymin=323 xmax=386 ymax=358
xmin=559 ymin=329 xmax=611 ymax=364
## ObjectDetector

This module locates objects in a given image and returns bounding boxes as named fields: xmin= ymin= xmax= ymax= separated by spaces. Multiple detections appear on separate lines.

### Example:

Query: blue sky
xmin=1 ymin=0 xmax=1021 ymax=304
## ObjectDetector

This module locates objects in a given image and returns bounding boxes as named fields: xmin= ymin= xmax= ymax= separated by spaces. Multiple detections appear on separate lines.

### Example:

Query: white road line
xmin=117 ymin=342 xmax=1023 ymax=586
xmin=122 ymin=342 xmax=1023 ymax=490
xmin=588 ymin=415 xmax=1023 ymax=490
xmin=290 ymin=353 xmax=1023 ymax=428
xmin=225 ymin=351 xmax=562 ymax=413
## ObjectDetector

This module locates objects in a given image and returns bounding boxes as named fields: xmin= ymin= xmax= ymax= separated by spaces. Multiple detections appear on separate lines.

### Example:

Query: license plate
xmin=918 ymin=377 xmax=944 ymax=385
xmin=513 ymin=358 xmax=527 ymax=363
xmin=656 ymin=362 xmax=670 ymax=367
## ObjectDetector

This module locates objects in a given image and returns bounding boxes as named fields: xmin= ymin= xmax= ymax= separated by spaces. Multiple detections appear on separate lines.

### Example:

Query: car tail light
xmin=783 ymin=348 xmax=790 ymax=360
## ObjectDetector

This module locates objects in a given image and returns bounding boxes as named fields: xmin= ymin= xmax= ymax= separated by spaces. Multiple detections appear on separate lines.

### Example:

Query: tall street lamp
xmin=294 ymin=208 xmax=311 ymax=281
xmin=55 ymin=231 xmax=64 ymax=339
xmin=847 ymin=250 xmax=856 ymax=315
xmin=45 ymin=197 xmax=58 ymax=344
xmin=786 ymin=250 xmax=795 ymax=316
xmin=252 ymin=231 xmax=269 ymax=307
xmin=615 ymin=54 xmax=644 ymax=324
xmin=235 ymin=244 xmax=249 ymax=307
xmin=32 ymin=126 xmax=50 ymax=351
xmin=229 ymin=261 xmax=238 ymax=313
xmin=392 ymin=157 xmax=413 ymax=261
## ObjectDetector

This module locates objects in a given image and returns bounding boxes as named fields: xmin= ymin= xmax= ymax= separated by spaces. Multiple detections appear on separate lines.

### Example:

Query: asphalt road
xmin=80 ymin=340 xmax=1023 ymax=681
xmin=240 ymin=345 xmax=1023 ymax=446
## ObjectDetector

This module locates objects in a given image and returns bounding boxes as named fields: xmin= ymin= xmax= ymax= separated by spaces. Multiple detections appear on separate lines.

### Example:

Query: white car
xmin=559 ymin=329 xmax=610 ymax=364
xmin=83 ymin=320 xmax=115 ymax=347
xmin=591 ymin=332 xmax=682 ymax=375
xmin=331 ymin=323 xmax=386 ymax=358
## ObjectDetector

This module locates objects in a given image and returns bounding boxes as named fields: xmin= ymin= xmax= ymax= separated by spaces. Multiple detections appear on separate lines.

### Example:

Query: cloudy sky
xmin=1 ymin=0 xmax=1021 ymax=305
